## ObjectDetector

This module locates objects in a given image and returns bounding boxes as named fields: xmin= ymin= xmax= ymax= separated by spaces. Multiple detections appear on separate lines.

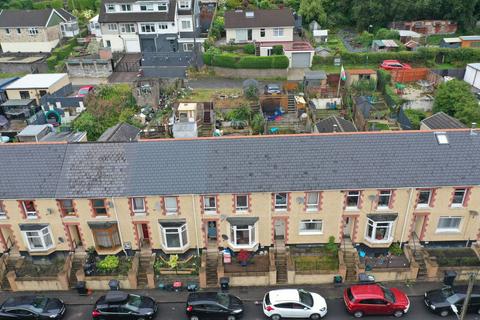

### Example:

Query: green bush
xmin=212 ymin=53 xmax=239 ymax=68
xmin=403 ymin=109 xmax=427 ymax=129
xmin=97 ymin=255 xmax=119 ymax=273
xmin=46 ymin=55 xmax=58 ymax=71
xmin=237 ymin=56 xmax=274 ymax=69
xmin=388 ymin=242 xmax=403 ymax=256
xmin=271 ymin=55 xmax=289 ymax=68
xmin=204 ymin=53 xmax=289 ymax=69
xmin=325 ymin=236 xmax=338 ymax=255
xmin=271 ymin=45 xmax=284 ymax=55
xmin=219 ymin=44 xmax=245 ymax=52
xmin=243 ymin=43 xmax=255 ymax=55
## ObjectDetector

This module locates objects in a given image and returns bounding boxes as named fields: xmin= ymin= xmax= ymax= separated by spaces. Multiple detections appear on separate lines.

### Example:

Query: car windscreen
xmin=440 ymin=287 xmax=455 ymax=298
xmin=298 ymin=290 xmax=313 ymax=307
xmin=32 ymin=297 xmax=49 ymax=312
xmin=217 ymin=293 xmax=230 ymax=308
xmin=346 ymin=288 xmax=355 ymax=302
xmin=125 ymin=295 xmax=143 ymax=312
xmin=382 ymin=287 xmax=396 ymax=303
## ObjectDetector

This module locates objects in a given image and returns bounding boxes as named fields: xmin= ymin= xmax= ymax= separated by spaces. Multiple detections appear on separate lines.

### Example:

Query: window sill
xmin=62 ymin=215 xmax=77 ymax=219
xmin=416 ymin=205 xmax=431 ymax=210
xmin=161 ymin=244 xmax=190 ymax=253
xmin=299 ymin=231 xmax=323 ymax=235
xmin=204 ymin=210 xmax=217 ymax=215
xmin=94 ymin=215 xmax=109 ymax=219
xmin=274 ymin=208 xmax=287 ymax=212
xmin=28 ymin=246 xmax=55 ymax=253
xmin=228 ymin=241 xmax=258 ymax=251
xmin=0 ymin=216 xmax=7 ymax=220
xmin=345 ymin=207 xmax=360 ymax=212
xmin=306 ymin=208 xmax=319 ymax=212
xmin=26 ymin=216 xmax=38 ymax=220
xmin=449 ymin=205 xmax=465 ymax=209
xmin=133 ymin=211 xmax=146 ymax=216
xmin=235 ymin=209 xmax=249 ymax=214
xmin=376 ymin=206 xmax=390 ymax=211
xmin=435 ymin=229 xmax=461 ymax=234
xmin=365 ymin=237 xmax=393 ymax=244
xmin=166 ymin=212 xmax=178 ymax=216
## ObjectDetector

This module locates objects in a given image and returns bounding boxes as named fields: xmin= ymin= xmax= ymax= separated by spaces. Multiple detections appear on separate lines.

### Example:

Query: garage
xmin=291 ymin=52 xmax=311 ymax=68
xmin=140 ymin=39 xmax=156 ymax=52
xmin=125 ymin=39 xmax=141 ymax=53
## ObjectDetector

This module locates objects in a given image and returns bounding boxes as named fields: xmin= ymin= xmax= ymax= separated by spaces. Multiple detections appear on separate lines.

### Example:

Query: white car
xmin=263 ymin=289 xmax=327 ymax=320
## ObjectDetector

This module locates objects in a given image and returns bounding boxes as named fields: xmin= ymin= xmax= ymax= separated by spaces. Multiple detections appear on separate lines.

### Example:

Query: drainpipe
xmin=191 ymin=194 xmax=200 ymax=256
xmin=111 ymin=197 xmax=128 ymax=256
xmin=400 ymin=187 xmax=415 ymax=245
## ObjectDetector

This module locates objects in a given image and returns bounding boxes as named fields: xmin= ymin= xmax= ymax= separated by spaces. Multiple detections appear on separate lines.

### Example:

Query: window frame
xmin=28 ymin=27 xmax=38 ymax=36
xmin=16 ymin=28 xmax=21 ymax=34
xmin=22 ymin=200 xmax=37 ymax=219
xmin=273 ymin=27 xmax=284 ymax=37
xmin=203 ymin=195 xmax=217 ymax=213
xmin=183 ymin=43 xmax=194 ymax=52
xmin=59 ymin=199 xmax=75 ymax=216
xmin=131 ymin=197 xmax=145 ymax=214
xmin=158 ymin=23 xmax=168 ymax=30
xmin=120 ymin=23 xmax=136 ymax=33
xmin=229 ymin=224 xmax=256 ymax=248
xmin=107 ymin=23 xmax=118 ymax=31
xmin=365 ymin=218 xmax=394 ymax=243
xmin=451 ymin=188 xmax=467 ymax=207
xmin=106 ymin=4 xmax=115 ymax=12
xmin=179 ymin=0 xmax=190 ymax=9
xmin=417 ymin=189 xmax=432 ymax=208
xmin=274 ymin=193 xmax=288 ymax=211
xmin=306 ymin=192 xmax=320 ymax=211
xmin=160 ymin=223 xmax=188 ymax=250
xmin=91 ymin=199 xmax=108 ymax=216
xmin=346 ymin=191 xmax=360 ymax=210
xmin=181 ymin=20 xmax=191 ymax=30
xmin=436 ymin=216 xmax=462 ymax=233
xmin=157 ymin=3 xmax=168 ymax=11
xmin=140 ymin=3 xmax=154 ymax=11
xmin=140 ymin=23 xmax=156 ymax=33
xmin=299 ymin=219 xmax=323 ymax=235
xmin=377 ymin=190 xmax=392 ymax=209
xmin=164 ymin=197 xmax=178 ymax=215
xmin=260 ymin=28 xmax=265 ymax=37
xmin=120 ymin=4 xmax=132 ymax=11
xmin=5 ymin=28 xmax=10 ymax=35
xmin=22 ymin=226 xmax=54 ymax=252
xmin=235 ymin=194 xmax=249 ymax=212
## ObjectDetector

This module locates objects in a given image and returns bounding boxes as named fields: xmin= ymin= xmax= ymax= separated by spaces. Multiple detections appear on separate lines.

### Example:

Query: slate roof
xmin=99 ymin=0 xmax=176 ymax=23
xmin=421 ymin=112 xmax=467 ymax=130
xmin=98 ymin=122 xmax=140 ymax=142
xmin=355 ymin=96 xmax=373 ymax=118
xmin=1 ymin=130 xmax=480 ymax=199
xmin=224 ymin=8 xmax=294 ymax=29
xmin=0 ymin=9 xmax=73 ymax=27
xmin=56 ymin=8 xmax=77 ymax=21
xmin=316 ymin=116 xmax=357 ymax=133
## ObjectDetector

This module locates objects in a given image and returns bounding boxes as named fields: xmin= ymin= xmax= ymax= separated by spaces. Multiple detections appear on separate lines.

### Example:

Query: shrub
xmin=237 ymin=56 xmax=274 ymax=69
xmin=325 ymin=236 xmax=338 ymax=255
xmin=375 ymin=28 xmax=400 ymax=40
xmin=243 ymin=43 xmax=255 ymax=54
xmin=388 ymin=242 xmax=403 ymax=256
xmin=403 ymin=109 xmax=427 ymax=129
xmin=251 ymin=112 xmax=265 ymax=134
xmin=225 ymin=105 xmax=252 ymax=121
xmin=271 ymin=55 xmax=289 ymax=68
xmin=46 ymin=55 xmax=58 ymax=71
xmin=244 ymin=84 xmax=258 ymax=100
xmin=271 ymin=45 xmax=284 ymax=55
xmin=97 ymin=255 xmax=119 ymax=273
xmin=204 ymin=53 xmax=289 ymax=69
xmin=212 ymin=53 xmax=239 ymax=68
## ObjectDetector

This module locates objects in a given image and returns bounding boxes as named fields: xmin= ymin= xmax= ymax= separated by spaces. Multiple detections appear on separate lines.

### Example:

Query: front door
xmin=68 ymin=225 xmax=83 ymax=249
xmin=207 ymin=221 xmax=217 ymax=242
xmin=274 ymin=219 xmax=285 ymax=240
xmin=138 ymin=223 xmax=150 ymax=247
xmin=343 ymin=217 xmax=352 ymax=238
xmin=247 ymin=29 xmax=252 ymax=41
xmin=414 ymin=215 xmax=424 ymax=239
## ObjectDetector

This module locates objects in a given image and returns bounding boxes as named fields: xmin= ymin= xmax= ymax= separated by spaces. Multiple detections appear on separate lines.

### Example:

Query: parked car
xmin=265 ymin=84 xmax=282 ymax=94
xmin=380 ymin=60 xmax=412 ymax=70
xmin=186 ymin=292 xmax=243 ymax=320
xmin=424 ymin=286 xmax=480 ymax=317
xmin=343 ymin=284 xmax=410 ymax=318
xmin=76 ymin=85 xmax=94 ymax=97
xmin=263 ymin=289 xmax=327 ymax=319
xmin=0 ymin=295 xmax=66 ymax=319
xmin=92 ymin=291 xmax=157 ymax=320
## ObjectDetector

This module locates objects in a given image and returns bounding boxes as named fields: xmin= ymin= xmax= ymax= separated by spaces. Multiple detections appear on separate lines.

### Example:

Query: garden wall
xmin=212 ymin=66 xmax=287 ymax=79
xmin=7 ymin=253 xmax=72 ymax=291
xmin=220 ymin=250 xmax=276 ymax=287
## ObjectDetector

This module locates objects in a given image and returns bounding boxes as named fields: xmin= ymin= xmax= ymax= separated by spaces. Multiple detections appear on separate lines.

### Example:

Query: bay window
xmin=159 ymin=221 xmax=188 ymax=250
xmin=21 ymin=200 xmax=37 ymax=218
xmin=131 ymin=197 xmax=145 ymax=214
xmin=365 ymin=215 xmax=396 ymax=243
xmin=20 ymin=224 xmax=54 ymax=251
xmin=377 ymin=190 xmax=391 ymax=209
xmin=203 ymin=195 xmax=216 ymax=213
xmin=89 ymin=222 xmax=121 ymax=249
xmin=228 ymin=217 xmax=258 ymax=248
xmin=164 ymin=197 xmax=178 ymax=215
xmin=235 ymin=194 xmax=248 ymax=212
xmin=451 ymin=188 xmax=467 ymax=207
xmin=437 ymin=216 xmax=462 ymax=232
xmin=417 ymin=189 xmax=432 ymax=208
xmin=346 ymin=191 xmax=360 ymax=210
xmin=299 ymin=219 xmax=323 ymax=234
xmin=274 ymin=193 xmax=287 ymax=210
xmin=306 ymin=192 xmax=319 ymax=211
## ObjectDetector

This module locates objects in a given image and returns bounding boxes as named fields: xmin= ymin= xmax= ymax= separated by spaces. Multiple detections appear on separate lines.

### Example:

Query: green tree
xmin=72 ymin=112 xmax=105 ymax=140
xmin=433 ymin=80 xmax=480 ymax=125
xmin=374 ymin=28 xmax=400 ymax=40
xmin=357 ymin=31 xmax=374 ymax=47
xmin=298 ymin=0 xmax=327 ymax=26
xmin=258 ymin=0 xmax=277 ymax=9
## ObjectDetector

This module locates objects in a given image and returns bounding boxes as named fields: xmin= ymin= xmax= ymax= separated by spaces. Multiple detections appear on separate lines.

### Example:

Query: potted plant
xmin=237 ymin=250 xmax=250 ymax=267
xmin=167 ymin=255 xmax=179 ymax=274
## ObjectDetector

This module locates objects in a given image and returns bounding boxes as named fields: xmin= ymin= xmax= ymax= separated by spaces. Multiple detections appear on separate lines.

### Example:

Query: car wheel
xmin=353 ymin=311 xmax=363 ymax=318
xmin=227 ymin=316 xmax=236 ymax=320
xmin=310 ymin=313 xmax=321 ymax=319
xmin=439 ymin=310 xmax=449 ymax=317
xmin=270 ymin=314 xmax=281 ymax=320
xmin=190 ymin=316 xmax=200 ymax=320
xmin=393 ymin=310 xmax=404 ymax=318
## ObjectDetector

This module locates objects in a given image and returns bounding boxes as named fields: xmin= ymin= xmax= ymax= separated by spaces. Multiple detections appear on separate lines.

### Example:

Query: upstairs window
xmin=28 ymin=28 xmax=38 ymax=35
xmin=164 ymin=197 xmax=178 ymax=215
xmin=260 ymin=28 xmax=265 ymax=37
xmin=141 ymin=23 xmax=156 ymax=33
xmin=306 ymin=192 xmax=319 ymax=211
xmin=107 ymin=23 xmax=118 ymax=31
xmin=158 ymin=23 xmax=168 ymax=30
xmin=91 ymin=199 xmax=107 ymax=216
xmin=106 ymin=4 xmax=115 ymax=12
xmin=377 ymin=190 xmax=391 ymax=209
xmin=59 ymin=199 xmax=75 ymax=216
xmin=158 ymin=3 xmax=168 ymax=11
xmin=273 ymin=28 xmax=284 ymax=37
xmin=203 ymin=196 xmax=217 ymax=213
xmin=235 ymin=194 xmax=248 ymax=212
xmin=0 ymin=201 xmax=6 ymax=218
xmin=22 ymin=200 xmax=37 ymax=219
xmin=451 ymin=188 xmax=467 ymax=207
xmin=346 ymin=191 xmax=360 ymax=210
xmin=274 ymin=193 xmax=287 ymax=211
xmin=181 ymin=20 xmax=191 ymax=30
xmin=120 ymin=4 xmax=132 ymax=11
xmin=131 ymin=197 xmax=145 ymax=214
xmin=120 ymin=23 xmax=136 ymax=33
xmin=16 ymin=28 xmax=21 ymax=34
xmin=179 ymin=0 xmax=190 ymax=9
xmin=140 ymin=4 xmax=154 ymax=11
xmin=417 ymin=189 xmax=432 ymax=208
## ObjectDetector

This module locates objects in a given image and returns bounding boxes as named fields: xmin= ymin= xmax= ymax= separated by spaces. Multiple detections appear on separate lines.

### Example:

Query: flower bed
xmin=426 ymin=248 xmax=480 ymax=267
xmin=154 ymin=255 xmax=199 ymax=275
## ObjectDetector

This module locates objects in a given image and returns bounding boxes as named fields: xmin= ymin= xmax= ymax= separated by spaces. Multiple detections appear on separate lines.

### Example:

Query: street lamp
xmin=368 ymin=24 xmax=373 ymax=34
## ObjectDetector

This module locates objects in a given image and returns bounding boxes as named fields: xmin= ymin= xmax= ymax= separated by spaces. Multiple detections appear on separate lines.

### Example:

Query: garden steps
xmin=413 ymin=250 xmax=428 ymax=281
xmin=137 ymin=255 xmax=152 ymax=289
xmin=287 ymin=94 xmax=296 ymax=114
xmin=0 ymin=257 xmax=20 ymax=290
xmin=206 ymin=251 xmax=218 ymax=287
xmin=344 ymin=250 xmax=357 ymax=282
xmin=275 ymin=250 xmax=288 ymax=284
xmin=68 ymin=255 xmax=86 ymax=289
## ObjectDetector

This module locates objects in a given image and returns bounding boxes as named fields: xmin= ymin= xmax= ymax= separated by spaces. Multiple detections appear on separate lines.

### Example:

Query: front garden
xmin=291 ymin=237 xmax=340 ymax=272
xmin=359 ymin=243 xmax=410 ymax=270
xmin=426 ymin=248 xmax=480 ymax=267
xmin=16 ymin=257 xmax=65 ymax=278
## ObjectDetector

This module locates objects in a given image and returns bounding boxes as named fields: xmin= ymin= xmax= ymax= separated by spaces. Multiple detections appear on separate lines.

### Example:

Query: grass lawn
xmin=368 ymin=122 xmax=391 ymax=131
xmin=0 ymin=72 xmax=25 ymax=79
xmin=294 ymin=254 xmax=339 ymax=271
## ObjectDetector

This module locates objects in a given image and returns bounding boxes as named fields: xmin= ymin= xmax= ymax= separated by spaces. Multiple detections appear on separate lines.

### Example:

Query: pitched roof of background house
xmin=420 ymin=112 xmax=467 ymax=130
xmin=98 ymin=0 xmax=176 ymax=23
xmin=316 ymin=116 xmax=357 ymax=133
xmin=354 ymin=96 xmax=373 ymax=118
xmin=1 ymin=130 xmax=480 ymax=199
xmin=0 ymin=8 xmax=72 ymax=27
xmin=224 ymin=8 xmax=294 ymax=29
xmin=56 ymin=8 xmax=76 ymax=21
xmin=98 ymin=122 xmax=140 ymax=142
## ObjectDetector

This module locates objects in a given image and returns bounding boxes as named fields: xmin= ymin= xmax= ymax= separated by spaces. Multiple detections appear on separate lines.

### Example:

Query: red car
xmin=76 ymin=85 xmax=94 ymax=97
xmin=343 ymin=284 xmax=410 ymax=318
xmin=380 ymin=60 xmax=412 ymax=70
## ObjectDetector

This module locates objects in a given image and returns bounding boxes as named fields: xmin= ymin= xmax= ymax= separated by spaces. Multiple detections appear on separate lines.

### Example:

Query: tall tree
xmin=298 ymin=0 xmax=327 ymax=26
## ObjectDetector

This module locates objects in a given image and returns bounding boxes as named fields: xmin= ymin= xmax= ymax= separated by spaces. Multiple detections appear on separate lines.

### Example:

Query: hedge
xmin=203 ymin=53 xmax=289 ymax=69
xmin=46 ymin=55 xmax=58 ymax=71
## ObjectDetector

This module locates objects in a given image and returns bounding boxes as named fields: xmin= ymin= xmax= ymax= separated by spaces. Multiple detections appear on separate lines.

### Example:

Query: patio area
xmin=224 ymin=253 xmax=270 ymax=273
xmin=357 ymin=244 xmax=410 ymax=269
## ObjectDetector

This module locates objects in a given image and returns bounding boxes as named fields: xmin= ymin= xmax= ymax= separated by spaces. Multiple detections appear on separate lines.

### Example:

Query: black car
xmin=424 ymin=286 xmax=480 ymax=317
xmin=92 ymin=291 xmax=157 ymax=320
xmin=0 ymin=295 xmax=65 ymax=319
xmin=186 ymin=292 xmax=243 ymax=320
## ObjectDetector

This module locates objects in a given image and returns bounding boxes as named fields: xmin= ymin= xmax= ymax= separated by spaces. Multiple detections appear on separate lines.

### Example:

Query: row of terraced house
xmin=0 ymin=130 xmax=479 ymax=260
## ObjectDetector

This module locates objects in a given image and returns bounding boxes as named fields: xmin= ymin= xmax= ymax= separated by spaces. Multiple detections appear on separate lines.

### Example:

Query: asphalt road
xmin=64 ymin=296 xmax=480 ymax=320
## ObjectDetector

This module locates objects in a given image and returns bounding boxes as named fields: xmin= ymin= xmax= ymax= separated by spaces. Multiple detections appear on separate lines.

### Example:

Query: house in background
xmin=314 ymin=115 xmax=357 ymax=133
xmin=98 ymin=122 xmax=141 ymax=142
xmin=4 ymin=73 xmax=72 ymax=103
xmin=88 ymin=15 xmax=102 ymax=37
xmin=440 ymin=37 xmax=461 ymax=48
xmin=258 ymin=41 xmax=314 ymax=68
xmin=0 ymin=8 xmax=78 ymax=53
xmin=17 ymin=124 xmax=87 ymax=142
xmin=460 ymin=36 xmax=480 ymax=48
xmin=371 ymin=39 xmax=399 ymax=52
xmin=390 ymin=20 xmax=457 ymax=35
xmin=420 ymin=112 xmax=466 ymax=130
xmin=0 ymin=77 xmax=19 ymax=105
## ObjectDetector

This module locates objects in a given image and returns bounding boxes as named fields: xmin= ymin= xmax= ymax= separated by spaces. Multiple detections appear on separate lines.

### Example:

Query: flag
xmin=340 ymin=65 xmax=347 ymax=81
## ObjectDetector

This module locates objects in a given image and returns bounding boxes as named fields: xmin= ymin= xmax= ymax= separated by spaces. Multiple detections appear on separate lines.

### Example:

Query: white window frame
xmin=203 ymin=196 xmax=217 ymax=213
xmin=157 ymin=3 xmax=168 ymax=11
xmin=106 ymin=4 xmax=115 ymax=12
xmin=377 ymin=190 xmax=391 ymax=209
xmin=273 ymin=27 xmax=284 ymax=37
xmin=131 ymin=197 xmax=145 ymax=214
xmin=140 ymin=3 xmax=154 ymax=11
xmin=140 ymin=23 xmax=156 ymax=33
xmin=22 ymin=226 xmax=54 ymax=252
xmin=183 ymin=43 xmax=194 ymax=52
xmin=158 ymin=23 xmax=168 ymax=30
xmin=22 ymin=200 xmax=37 ymax=219
xmin=365 ymin=218 xmax=394 ymax=243
xmin=346 ymin=191 xmax=360 ymax=210
xmin=107 ymin=23 xmax=118 ymax=31
xmin=229 ymin=224 xmax=257 ymax=248
xmin=106 ymin=40 xmax=112 ymax=48
xmin=181 ymin=20 xmax=191 ymax=30
xmin=274 ymin=193 xmax=287 ymax=211
xmin=0 ymin=201 xmax=6 ymax=219
xmin=164 ymin=197 xmax=178 ymax=215
xmin=28 ymin=27 xmax=38 ymax=35
xmin=417 ymin=189 xmax=432 ymax=208
xmin=306 ymin=192 xmax=319 ymax=211
xmin=235 ymin=194 xmax=248 ymax=212
xmin=160 ymin=223 xmax=188 ymax=250
xmin=120 ymin=4 xmax=132 ymax=11
xmin=179 ymin=0 xmax=191 ymax=9
xmin=436 ymin=216 xmax=462 ymax=233
xmin=451 ymin=188 xmax=467 ymax=208
xmin=120 ymin=23 xmax=136 ymax=33
xmin=299 ymin=219 xmax=323 ymax=235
